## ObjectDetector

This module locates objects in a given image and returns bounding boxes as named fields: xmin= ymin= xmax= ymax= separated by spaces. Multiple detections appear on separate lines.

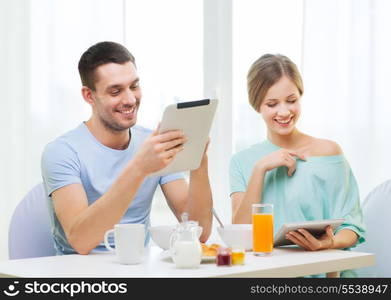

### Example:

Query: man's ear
xmin=81 ymin=86 xmax=95 ymax=106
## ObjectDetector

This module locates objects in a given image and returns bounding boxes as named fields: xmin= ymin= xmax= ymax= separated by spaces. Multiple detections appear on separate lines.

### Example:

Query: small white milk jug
xmin=169 ymin=213 xmax=202 ymax=269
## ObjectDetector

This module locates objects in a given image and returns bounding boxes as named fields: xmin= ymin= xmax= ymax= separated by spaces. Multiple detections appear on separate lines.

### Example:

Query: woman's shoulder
xmin=306 ymin=137 xmax=343 ymax=157
xmin=231 ymin=141 xmax=273 ymax=163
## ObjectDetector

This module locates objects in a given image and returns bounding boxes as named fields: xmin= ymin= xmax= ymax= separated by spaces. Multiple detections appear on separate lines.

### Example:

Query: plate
xmin=201 ymin=255 xmax=216 ymax=262
xmin=162 ymin=250 xmax=216 ymax=263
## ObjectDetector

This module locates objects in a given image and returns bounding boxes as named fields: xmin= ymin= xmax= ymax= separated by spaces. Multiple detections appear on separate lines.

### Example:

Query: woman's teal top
xmin=230 ymin=140 xmax=366 ymax=277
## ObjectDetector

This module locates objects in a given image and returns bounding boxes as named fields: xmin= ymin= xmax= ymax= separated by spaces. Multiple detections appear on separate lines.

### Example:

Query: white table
xmin=0 ymin=246 xmax=374 ymax=278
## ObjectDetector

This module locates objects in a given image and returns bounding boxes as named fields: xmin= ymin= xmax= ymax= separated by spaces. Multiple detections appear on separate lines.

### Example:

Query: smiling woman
xmin=247 ymin=54 xmax=303 ymax=142
xmin=229 ymin=54 xmax=366 ymax=276
xmin=258 ymin=78 xmax=301 ymax=140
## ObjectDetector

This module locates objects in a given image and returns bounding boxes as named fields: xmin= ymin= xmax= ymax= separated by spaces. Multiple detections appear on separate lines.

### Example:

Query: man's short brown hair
xmin=78 ymin=41 xmax=135 ymax=90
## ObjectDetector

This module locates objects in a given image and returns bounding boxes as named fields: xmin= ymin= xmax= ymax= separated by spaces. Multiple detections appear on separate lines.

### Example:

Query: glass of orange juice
xmin=252 ymin=203 xmax=273 ymax=256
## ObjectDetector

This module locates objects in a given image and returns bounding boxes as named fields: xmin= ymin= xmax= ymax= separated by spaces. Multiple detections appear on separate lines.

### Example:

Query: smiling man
xmin=41 ymin=41 xmax=213 ymax=255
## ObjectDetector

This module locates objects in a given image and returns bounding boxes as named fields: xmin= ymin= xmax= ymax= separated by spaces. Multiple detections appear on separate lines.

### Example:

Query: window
xmin=124 ymin=0 xmax=203 ymax=225
xmin=232 ymin=0 xmax=304 ymax=152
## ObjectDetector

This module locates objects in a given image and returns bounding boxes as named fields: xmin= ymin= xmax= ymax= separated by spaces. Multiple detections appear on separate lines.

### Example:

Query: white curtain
xmin=301 ymin=0 xmax=391 ymax=200
xmin=0 ymin=0 xmax=124 ymax=260
xmin=232 ymin=0 xmax=304 ymax=152
xmin=0 ymin=0 xmax=32 ymax=261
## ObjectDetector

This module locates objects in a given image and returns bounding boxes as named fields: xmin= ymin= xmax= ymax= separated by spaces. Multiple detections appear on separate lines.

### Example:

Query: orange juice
xmin=252 ymin=213 xmax=274 ymax=254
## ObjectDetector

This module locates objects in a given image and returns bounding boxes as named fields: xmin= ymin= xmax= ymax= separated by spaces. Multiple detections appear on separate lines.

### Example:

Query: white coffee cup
xmin=104 ymin=223 xmax=145 ymax=265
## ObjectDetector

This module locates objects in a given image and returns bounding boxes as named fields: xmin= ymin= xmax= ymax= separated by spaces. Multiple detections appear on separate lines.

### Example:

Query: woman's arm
xmin=332 ymin=229 xmax=359 ymax=249
xmin=232 ymin=164 xmax=266 ymax=223
xmin=232 ymin=149 xmax=306 ymax=224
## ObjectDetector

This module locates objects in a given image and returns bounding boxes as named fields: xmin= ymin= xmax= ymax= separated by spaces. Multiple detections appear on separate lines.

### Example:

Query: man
xmin=41 ymin=41 xmax=213 ymax=255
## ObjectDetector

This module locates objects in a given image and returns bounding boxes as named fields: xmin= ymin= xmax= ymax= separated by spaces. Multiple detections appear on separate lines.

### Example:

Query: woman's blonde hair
xmin=247 ymin=54 xmax=303 ymax=111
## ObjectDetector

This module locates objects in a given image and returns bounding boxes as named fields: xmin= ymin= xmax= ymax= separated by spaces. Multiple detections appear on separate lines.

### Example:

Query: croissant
xmin=201 ymin=243 xmax=221 ymax=257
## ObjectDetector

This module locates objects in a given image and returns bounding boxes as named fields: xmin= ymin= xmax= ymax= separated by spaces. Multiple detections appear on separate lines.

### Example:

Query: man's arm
xmin=52 ymin=160 xmax=145 ymax=255
xmin=52 ymin=129 xmax=186 ymax=255
xmin=161 ymin=153 xmax=213 ymax=243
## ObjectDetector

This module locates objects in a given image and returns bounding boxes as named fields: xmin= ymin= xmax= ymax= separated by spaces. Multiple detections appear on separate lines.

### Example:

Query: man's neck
xmin=85 ymin=118 xmax=130 ymax=150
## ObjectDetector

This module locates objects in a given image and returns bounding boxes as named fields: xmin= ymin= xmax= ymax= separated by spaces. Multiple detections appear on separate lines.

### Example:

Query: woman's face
xmin=258 ymin=76 xmax=301 ymax=136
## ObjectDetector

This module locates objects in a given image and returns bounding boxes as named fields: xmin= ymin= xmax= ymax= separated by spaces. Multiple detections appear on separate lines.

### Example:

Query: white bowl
xmin=149 ymin=225 xmax=202 ymax=250
xmin=217 ymin=224 xmax=253 ymax=251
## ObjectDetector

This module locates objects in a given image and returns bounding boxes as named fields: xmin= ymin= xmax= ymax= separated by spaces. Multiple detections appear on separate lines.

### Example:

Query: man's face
xmin=90 ymin=61 xmax=141 ymax=132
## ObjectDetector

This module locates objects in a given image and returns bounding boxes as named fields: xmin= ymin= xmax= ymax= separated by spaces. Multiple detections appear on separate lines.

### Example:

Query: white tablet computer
xmin=274 ymin=218 xmax=344 ymax=247
xmin=152 ymin=99 xmax=218 ymax=176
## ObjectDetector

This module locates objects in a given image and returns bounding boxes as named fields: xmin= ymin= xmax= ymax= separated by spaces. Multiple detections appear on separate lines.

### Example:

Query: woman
xmin=230 ymin=54 xmax=365 ymax=257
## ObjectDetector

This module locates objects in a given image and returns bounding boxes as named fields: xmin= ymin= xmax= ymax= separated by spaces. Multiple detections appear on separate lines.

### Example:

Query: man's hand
xmin=285 ymin=226 xmax=335 ymax=251
xmin=133 ymin=126 xmax=187 ymax=176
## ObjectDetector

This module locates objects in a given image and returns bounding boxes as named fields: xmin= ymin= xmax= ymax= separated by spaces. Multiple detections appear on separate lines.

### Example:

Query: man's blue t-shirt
xmin=41 ymin=123 xmax=183 ymax=255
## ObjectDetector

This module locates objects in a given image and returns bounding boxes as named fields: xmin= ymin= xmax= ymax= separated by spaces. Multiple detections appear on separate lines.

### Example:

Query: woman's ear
xmin=81 ymin=86 xmax=94 ymax=106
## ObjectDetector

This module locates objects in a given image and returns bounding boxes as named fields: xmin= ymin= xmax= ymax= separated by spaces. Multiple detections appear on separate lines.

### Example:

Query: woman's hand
xmin=256 ymin=148 xmax=306 ymax=176
xmin=286 ymin=226 xmax=335 ymax=251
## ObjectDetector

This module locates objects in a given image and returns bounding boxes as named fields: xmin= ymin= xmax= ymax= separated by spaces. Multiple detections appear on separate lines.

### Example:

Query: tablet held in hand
xmin=274 ymin=218 xmax=345 ymax=247
xmin=152 ymin=99 xmax=218 ymax=176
